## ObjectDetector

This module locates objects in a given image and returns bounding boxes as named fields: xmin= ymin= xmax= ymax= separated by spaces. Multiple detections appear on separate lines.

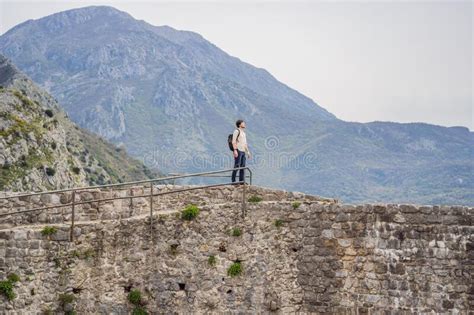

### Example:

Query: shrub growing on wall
xmin=181 ymin=204 xmax=200 ymax=220
xmin=248 ymin=195 xmax=263 ymax=203
xmin=41 ymin=226 xmax=57 ymax=236
xmin=127 ymin=289 xmax=148 ymax=315
xmin=227 ymin=262 xmax=242 ymax=277
xmin=0 ymin=273 xmax=20 ymax=301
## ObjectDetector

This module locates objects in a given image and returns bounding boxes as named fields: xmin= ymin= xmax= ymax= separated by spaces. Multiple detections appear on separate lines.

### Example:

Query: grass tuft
xmin=181 ymin=204 xmax=200 ymax=220
xmin=41 ymin=226 xmax=57 ymax=236
xmin=248 ymin=195 xmax=263 ymax=203
xmin=292 ymin=201 xmax=301 ymax=209
xmin=227 ymin=262 xmax=242 ymax=277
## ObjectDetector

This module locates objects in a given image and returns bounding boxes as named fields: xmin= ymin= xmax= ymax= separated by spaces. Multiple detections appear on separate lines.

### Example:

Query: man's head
xmin=236 ymin=119 xmax=246 ymax=129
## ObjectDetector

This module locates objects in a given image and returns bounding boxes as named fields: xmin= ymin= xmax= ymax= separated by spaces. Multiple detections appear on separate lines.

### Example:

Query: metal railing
xmin=0 ymin=167 xmax=253 ymax=241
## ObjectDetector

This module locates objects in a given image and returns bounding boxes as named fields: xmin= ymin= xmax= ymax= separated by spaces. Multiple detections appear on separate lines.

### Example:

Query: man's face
xmin=240 ymin=121 xmax=246 ymax=129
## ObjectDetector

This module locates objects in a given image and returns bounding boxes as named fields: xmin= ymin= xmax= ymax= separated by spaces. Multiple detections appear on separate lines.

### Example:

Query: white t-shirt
xmin=232 ymin=128 xmax=247 ymax=152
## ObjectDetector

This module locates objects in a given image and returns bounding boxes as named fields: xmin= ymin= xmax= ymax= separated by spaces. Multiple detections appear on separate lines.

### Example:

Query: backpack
xmin=228 ymin=129 xmax=240 ymax=151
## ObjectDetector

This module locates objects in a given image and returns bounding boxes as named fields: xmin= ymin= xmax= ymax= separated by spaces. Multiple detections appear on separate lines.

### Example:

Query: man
xmin=231 ymin=119 xmax=251 ymax=184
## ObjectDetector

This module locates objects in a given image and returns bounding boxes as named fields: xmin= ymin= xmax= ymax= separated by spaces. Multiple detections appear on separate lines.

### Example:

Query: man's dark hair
xmin=236 ymin=119 xmax=244 ymax=128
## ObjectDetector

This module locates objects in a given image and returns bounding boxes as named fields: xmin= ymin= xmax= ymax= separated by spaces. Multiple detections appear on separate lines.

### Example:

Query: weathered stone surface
xmin=0 ymin=185 xmax=472 ymax=314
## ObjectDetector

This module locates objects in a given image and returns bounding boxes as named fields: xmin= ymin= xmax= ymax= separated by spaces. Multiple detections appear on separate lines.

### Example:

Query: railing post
xmin=70 ymin=190 xmax=75 ymax=242
xmin=242 ymin=177 xmax=247 ymax=218
xmin=149 ymin=182 xmax=153 ymax=241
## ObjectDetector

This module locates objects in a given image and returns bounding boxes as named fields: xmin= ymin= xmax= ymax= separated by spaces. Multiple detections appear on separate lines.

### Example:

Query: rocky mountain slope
xmin=0 ymin=54 xmax=157 ymax=191
xmin=1 ymin=6 xmax=473 ymax=205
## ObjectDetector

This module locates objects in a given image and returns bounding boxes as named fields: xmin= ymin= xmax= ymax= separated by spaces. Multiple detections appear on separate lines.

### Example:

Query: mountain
xmin=0 ymin=53 xmax=157 ymax=191
xmin=1 ymin=6 xmax=473 ymax=205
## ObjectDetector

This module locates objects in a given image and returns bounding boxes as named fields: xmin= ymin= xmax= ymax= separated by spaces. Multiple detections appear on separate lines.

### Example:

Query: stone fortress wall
xmin=0 ymin=185 xmax=472 ymax=314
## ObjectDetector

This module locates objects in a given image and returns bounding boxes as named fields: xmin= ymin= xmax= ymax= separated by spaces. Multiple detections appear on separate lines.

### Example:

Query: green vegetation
xmin=248 ymin=195 xmax=263 ymax=203
xmin=75 ymin=128 xmax=158 ymax=185
xmin=0 ymin=103 xmax=54 ymax=190
xmin=41 ymin=226 xmax=58 ymax=236
xmin=132 ymin=307 xmax=148 ymax=315
xmin=128 ymin=289 xmax=148 ymax=314
xmin=128 ymin=289 xmax=142 ymax=305
xmin=292 ymin=201 xmax=301 ymax=209
xmin=0 ymin=273 xmax=20 ymax=301
xmin=208 ymin=255 xmax=217 ymax=267
xmin=0 ymin=113 xmax=34 ymax=139
xmin=71 ymin=248 xmax=95 ymax=260
xmin=0 ymin=129 xmax=54 ymax=189
xmin=231 ymin=227 xmax=242 ymax=237
xmin=274 ymin=219 xmax=284 ymax=228
xmin=13 ymin=90 xmax=34 ymax=108
xmin=1 ymin=89 xmax=155 ymax=188
xmin=0 ymin=73 xmax=157 ymax=192
xmin=7 ymin=273 xmax=20 ymax=283
xmin=0 ymin=279 xmax=15 ymax=300
xmin=53 ymin=257 xmax=61 ymax=268
xmin=227 ymin=262 xmax=242 ymax=277
xmin=181 ymin=204 xmax=200 ymax=220
xmin=58 ymin=293 xmax=75 ymax=314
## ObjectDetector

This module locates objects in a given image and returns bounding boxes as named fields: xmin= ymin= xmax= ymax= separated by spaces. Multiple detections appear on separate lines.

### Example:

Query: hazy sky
xmin=0 ymin=0 xmax=472 ymax=130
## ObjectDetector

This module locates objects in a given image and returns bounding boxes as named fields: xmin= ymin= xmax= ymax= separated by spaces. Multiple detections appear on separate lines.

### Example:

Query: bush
xmin=248 ymin=195 xmax=262 ymax=203
xmin=0 ymin=280 xmax=15 ymax=300
xmin=45 ymin=167 xmax=56 ymax=176
xmin=72 ymin=167 xmax=81 ymax=175
xmin=128 ymin=289 xmax=142 ymax=305
xmin=44 ymin=109 xmax=54 ymax=118
xmin=292 ymin=201 xmax=301 ymax=209
xmin=231 ymin=228 xmax=242 ymax=237
xmin=41 ymin=226 xmax=57 ymax=236
xmin=227 ymin=262 xmax=242 ymax=277
xmin=274 ymin=219 xmax=284 ymax=228
xmin=181 ymin=204 xmax=199 ymax=221
xmin=208 ymin=255 xmax=217 ymax=267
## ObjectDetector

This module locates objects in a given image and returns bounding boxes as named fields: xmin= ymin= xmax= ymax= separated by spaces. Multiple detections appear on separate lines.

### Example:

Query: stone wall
xmin=0 ymin=185 xmax=334 ymax=229
xmin=0 ymin=185 xmax=472 ymax=314
xmin=294 ymin=203 xmax=473 ymax=313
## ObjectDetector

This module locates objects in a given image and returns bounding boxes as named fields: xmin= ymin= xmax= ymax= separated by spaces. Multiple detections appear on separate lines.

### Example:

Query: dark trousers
xmin=231 ymin=150 xmax=246 ymax=183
